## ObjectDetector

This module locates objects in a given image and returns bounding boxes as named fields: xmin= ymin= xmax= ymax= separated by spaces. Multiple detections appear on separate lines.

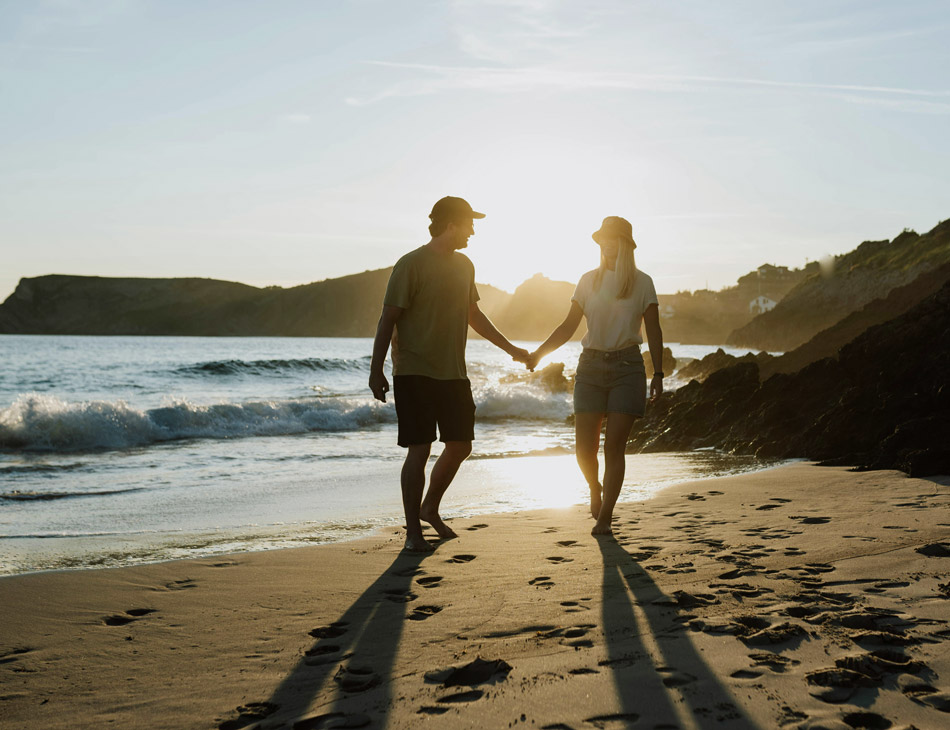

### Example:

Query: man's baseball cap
xmin=429 ymin=196 xmax=485 ymax=221
xmin=592 ymin=216 xmax=636 ymax=247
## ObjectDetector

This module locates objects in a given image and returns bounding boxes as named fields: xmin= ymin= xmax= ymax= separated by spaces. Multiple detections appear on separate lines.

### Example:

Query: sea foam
xmin=0 ymin=393 xmax=396 ymax=452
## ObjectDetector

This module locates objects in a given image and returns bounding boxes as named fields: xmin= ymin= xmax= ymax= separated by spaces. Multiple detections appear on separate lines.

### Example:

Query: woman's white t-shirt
xmin=571 ymin=268 xmax=659 ymax=351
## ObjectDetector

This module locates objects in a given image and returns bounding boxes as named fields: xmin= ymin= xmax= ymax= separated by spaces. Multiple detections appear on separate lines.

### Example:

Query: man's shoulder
xmin=394 ymin=245 xmax=429 ymax=267
xmin=452 ymin=251 xmax=475 ymax=272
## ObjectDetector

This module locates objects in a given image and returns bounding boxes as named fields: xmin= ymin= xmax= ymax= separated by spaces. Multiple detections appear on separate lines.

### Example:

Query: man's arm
xmin=469 ymin=301 xmax=529 ymax=362
xmin=369 ymin=304 xmax=403 ymax=402
xmin=643 ymin=303 xmax=664 ymax=400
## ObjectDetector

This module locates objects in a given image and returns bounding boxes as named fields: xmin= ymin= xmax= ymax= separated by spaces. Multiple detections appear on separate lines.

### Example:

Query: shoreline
xmin=2 ymin=462 xmax=949 ymax=729
xmin=1 ymin=453 xmax=791 ymax=578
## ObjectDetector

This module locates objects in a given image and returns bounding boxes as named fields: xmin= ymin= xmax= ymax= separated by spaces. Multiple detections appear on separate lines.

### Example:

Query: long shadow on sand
xmin=218 ymin=550 xmax=430 ymax=730
xmin=598 ymin=538 xmax=760 ymax=729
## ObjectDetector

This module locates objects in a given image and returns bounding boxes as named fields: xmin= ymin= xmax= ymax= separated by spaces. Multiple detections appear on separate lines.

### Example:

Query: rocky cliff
xmin=726 ymin=219 xmax=950 ymax=351
xmin=0 ymin=270 xmax=580 ymax=339
xmin=629 ymin=279 xmax=950 ymax=477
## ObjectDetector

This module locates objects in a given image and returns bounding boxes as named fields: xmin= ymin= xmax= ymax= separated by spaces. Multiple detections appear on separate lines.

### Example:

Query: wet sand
xmin=2 ymin=462 xmax=949 ymax=729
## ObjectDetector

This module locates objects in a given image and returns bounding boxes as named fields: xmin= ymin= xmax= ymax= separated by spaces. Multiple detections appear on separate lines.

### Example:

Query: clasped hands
xmin=511 ymin=348 xmax=541 ymax=372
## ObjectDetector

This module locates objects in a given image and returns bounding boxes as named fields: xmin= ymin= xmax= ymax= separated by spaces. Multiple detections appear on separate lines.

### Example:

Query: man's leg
xmin=592 ymin=413 xmax=637 ymax=535
xmin=420 ymin=440 xmax=472 ymax=539
xmin=575 ymin=412 xmax=604 ymax=518
xmin=402 ymin=443 xmax=433 ymax=551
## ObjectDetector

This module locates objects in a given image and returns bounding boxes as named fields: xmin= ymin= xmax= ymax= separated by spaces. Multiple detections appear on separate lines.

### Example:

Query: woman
xmin=527 ymin=216 xmax=664 ymax=536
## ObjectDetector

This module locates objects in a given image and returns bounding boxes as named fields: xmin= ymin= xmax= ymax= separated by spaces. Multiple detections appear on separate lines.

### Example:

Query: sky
xmin=1 ymin=0 xmax=948 ymax=302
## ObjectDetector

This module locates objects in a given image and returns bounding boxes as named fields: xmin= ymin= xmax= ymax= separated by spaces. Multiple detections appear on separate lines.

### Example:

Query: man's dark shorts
xmin=393 ymin=376 xmax=476 ymax=447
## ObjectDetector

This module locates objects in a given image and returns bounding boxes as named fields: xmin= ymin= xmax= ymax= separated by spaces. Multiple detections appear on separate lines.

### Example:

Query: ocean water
xmin=0 ymin=335 xmax=777 ymax=575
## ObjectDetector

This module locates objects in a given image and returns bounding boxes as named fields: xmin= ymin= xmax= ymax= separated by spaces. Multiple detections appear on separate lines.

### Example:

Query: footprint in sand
xmin=155 ymin=578 xmax=197 ymax=591
xmin=334 ymin=664 xmax=380 ymax=693
xmin=218 ymin=702 xmax=279 ymax=730
xmin=102 ymin=608 xmax=157 ymax=626
xmin=530 ymin=576 xmax=555 ymax=589
xmin=309 ymin=621 xmax=349 ymax=639
xmin=546 ymin=556 xmax=574 ymax=564
xmin=407 ymin=605 xmax=443 ymax=621
xmin=790 ymin=515 xmax=831 ymax=525
xmin=425 ymin=657 xmax=512 ymax=687
xmin=392 ymin=566 xmax=425 ymax=578
xmin=538 ymin=625 xmax=595 ymax=648
xmin=657 ymin=667 xmax=697 ymax=687
xmin=917 ymin=542 xmax=950 ymax=557
xmin=842 ymin=711 xmax=896 ymax=728
xmin=437 ymin=689 xmax=484 ymax=703
xmin=293 ymin=712 xmax=371 ymax=729
xmin=446 ymin=554 xmax=476 ymax=564
xmin=466 ymin=523 xmax=489 ymax=531
xmin=416 ymin=576 xmax=443 ymax=588
xmin=748 ymin=652 xmax=800 ymax=672
xmin=560 ymin=600 xmax=592 ymax=613
xmin=583 ymin=712 xmax=640 ymax=728
xmin=556 ymin=540 xmax=579 ymax=547
xmin=382 ymin=588 xmax=417 ymax=603
xmin=543 ymin=527 xmax=560 ymax=534
xmin=730 ymin=669 xmax=764 ymax=679
xmin=900 ymin=675 xmax=950 ymax=712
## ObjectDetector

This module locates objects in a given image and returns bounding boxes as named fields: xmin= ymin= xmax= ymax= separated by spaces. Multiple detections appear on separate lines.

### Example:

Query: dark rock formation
xmin=630 ymin=280 xmax=950 ymax=477
xmin=674 ymin=348 xmax=773 ymax=383
xmin=643 ymin=347 xmax=677 ymax=378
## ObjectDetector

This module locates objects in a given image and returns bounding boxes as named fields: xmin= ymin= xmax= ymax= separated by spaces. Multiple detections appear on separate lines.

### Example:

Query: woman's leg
xmin=575 ymin=412 xmax=604 ymax=518
xmin=592 ymin=412 xmax=638 ymax=535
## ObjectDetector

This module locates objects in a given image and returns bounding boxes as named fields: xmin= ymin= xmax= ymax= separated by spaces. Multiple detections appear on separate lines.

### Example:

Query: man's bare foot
xmin=589 ymin=484 xmax=603 ymax=519
xmin=591 ymin=520 xmax=613 ymax=536
xmin=419 ymin=506 xmax=458 ymax=540
xmin=404 ymin=534 xmax=434 ymax=552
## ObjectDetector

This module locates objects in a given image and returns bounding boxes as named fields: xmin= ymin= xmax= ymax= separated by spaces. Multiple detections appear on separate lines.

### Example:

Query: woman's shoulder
xmin=577 ymin=268 xmax=600 ymax=284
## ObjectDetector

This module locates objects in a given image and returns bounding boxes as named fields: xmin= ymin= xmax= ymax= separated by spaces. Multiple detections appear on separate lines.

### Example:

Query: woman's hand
xmin=650 ymin=373 xmax=664 ymax=401
xmin=525 ymin=350 xmax=541 ymax=371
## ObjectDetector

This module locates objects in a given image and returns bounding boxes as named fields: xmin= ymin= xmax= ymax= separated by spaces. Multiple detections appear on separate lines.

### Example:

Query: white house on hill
xmin=749 ymin=295 xmax=777 ymax=314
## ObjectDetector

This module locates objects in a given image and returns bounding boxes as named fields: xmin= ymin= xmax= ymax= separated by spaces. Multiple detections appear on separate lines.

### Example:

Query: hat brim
xmin=471 ymin=211 xmax=486 ymax=219
xmin=592 ymin=229 xmax=635 ymax=247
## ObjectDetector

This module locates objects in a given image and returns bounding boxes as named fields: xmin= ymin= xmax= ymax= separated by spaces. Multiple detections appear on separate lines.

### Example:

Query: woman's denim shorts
xmin=573 ymin=345 xmax=647 ymax=416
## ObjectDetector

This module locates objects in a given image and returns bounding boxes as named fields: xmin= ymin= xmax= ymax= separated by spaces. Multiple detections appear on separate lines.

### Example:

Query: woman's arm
xmin=527 ymin=301 xmax=584 ymax=369
xmin=643 ymin=303 xmax=664 ymax=399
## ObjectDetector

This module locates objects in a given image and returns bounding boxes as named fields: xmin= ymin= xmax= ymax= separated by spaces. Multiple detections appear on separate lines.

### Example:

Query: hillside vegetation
xmin=727 ymin=219 xmax=950 ymax=351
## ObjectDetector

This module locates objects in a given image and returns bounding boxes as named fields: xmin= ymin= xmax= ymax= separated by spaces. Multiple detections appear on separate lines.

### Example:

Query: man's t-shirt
xmin=571 ymin=268 xmax=659 ymax=351
xmin=383 ymin=245 xmax=479 ymax=380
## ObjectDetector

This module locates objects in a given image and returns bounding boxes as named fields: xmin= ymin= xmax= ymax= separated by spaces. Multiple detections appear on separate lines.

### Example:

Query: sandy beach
xmin=2 ymin=462 xmax=949 ymax=730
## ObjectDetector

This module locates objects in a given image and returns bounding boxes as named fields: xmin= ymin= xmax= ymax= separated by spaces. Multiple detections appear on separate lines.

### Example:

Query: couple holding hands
xmin=370 ymin=196 xmax=664 ymax=551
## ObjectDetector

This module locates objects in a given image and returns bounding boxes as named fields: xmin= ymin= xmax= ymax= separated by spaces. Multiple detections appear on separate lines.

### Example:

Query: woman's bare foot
xmin=419 ymin=506 xmax=459 ymax=540
xmin=591 ymin=520 xmax=613 ymax=536
xmin=404 ymin=533 xmax=435 ymax=552
xmin=589 ymin=484 xmax=603 ymax=519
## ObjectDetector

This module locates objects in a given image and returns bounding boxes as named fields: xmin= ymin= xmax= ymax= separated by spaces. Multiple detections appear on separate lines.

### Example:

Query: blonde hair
xmin=593 ymin=236 xmax=638 ymax=299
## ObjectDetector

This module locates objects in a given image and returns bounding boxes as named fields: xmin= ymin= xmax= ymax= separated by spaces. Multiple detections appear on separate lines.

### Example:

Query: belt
xmin=583 ymin=346 xmax=640 ymax=361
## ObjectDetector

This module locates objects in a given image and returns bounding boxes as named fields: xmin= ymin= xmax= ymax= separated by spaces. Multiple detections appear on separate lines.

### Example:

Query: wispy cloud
xmin=346 ymin=61 xmax=950 ymax=110
xmin=279 ymin=113 xmax=313 ymax=124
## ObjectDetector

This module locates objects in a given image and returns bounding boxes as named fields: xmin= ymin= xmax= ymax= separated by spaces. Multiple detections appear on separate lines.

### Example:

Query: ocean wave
xmin=473 ymin=384 xmax=573 ymax=421
xmin=0 ymin=393 xmax=397 ymax=453
xmin=0 ymin=487 xmax=143 ymax=502
xmin=0 ymin=462 xmax=88 ymax=475
xmin=175 ymin=356 xmax=372 ymax=377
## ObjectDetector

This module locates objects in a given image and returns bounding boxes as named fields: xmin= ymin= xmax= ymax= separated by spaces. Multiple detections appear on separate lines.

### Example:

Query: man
xmin=369 ymin=196 xmax=528 ymax=552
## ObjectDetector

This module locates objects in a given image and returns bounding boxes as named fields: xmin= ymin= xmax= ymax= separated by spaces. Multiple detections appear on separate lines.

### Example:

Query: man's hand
xmin=650 ymin=374 xmax=664 ymax=401
xmin=369 ymin=370 xmax=390 ymax=403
